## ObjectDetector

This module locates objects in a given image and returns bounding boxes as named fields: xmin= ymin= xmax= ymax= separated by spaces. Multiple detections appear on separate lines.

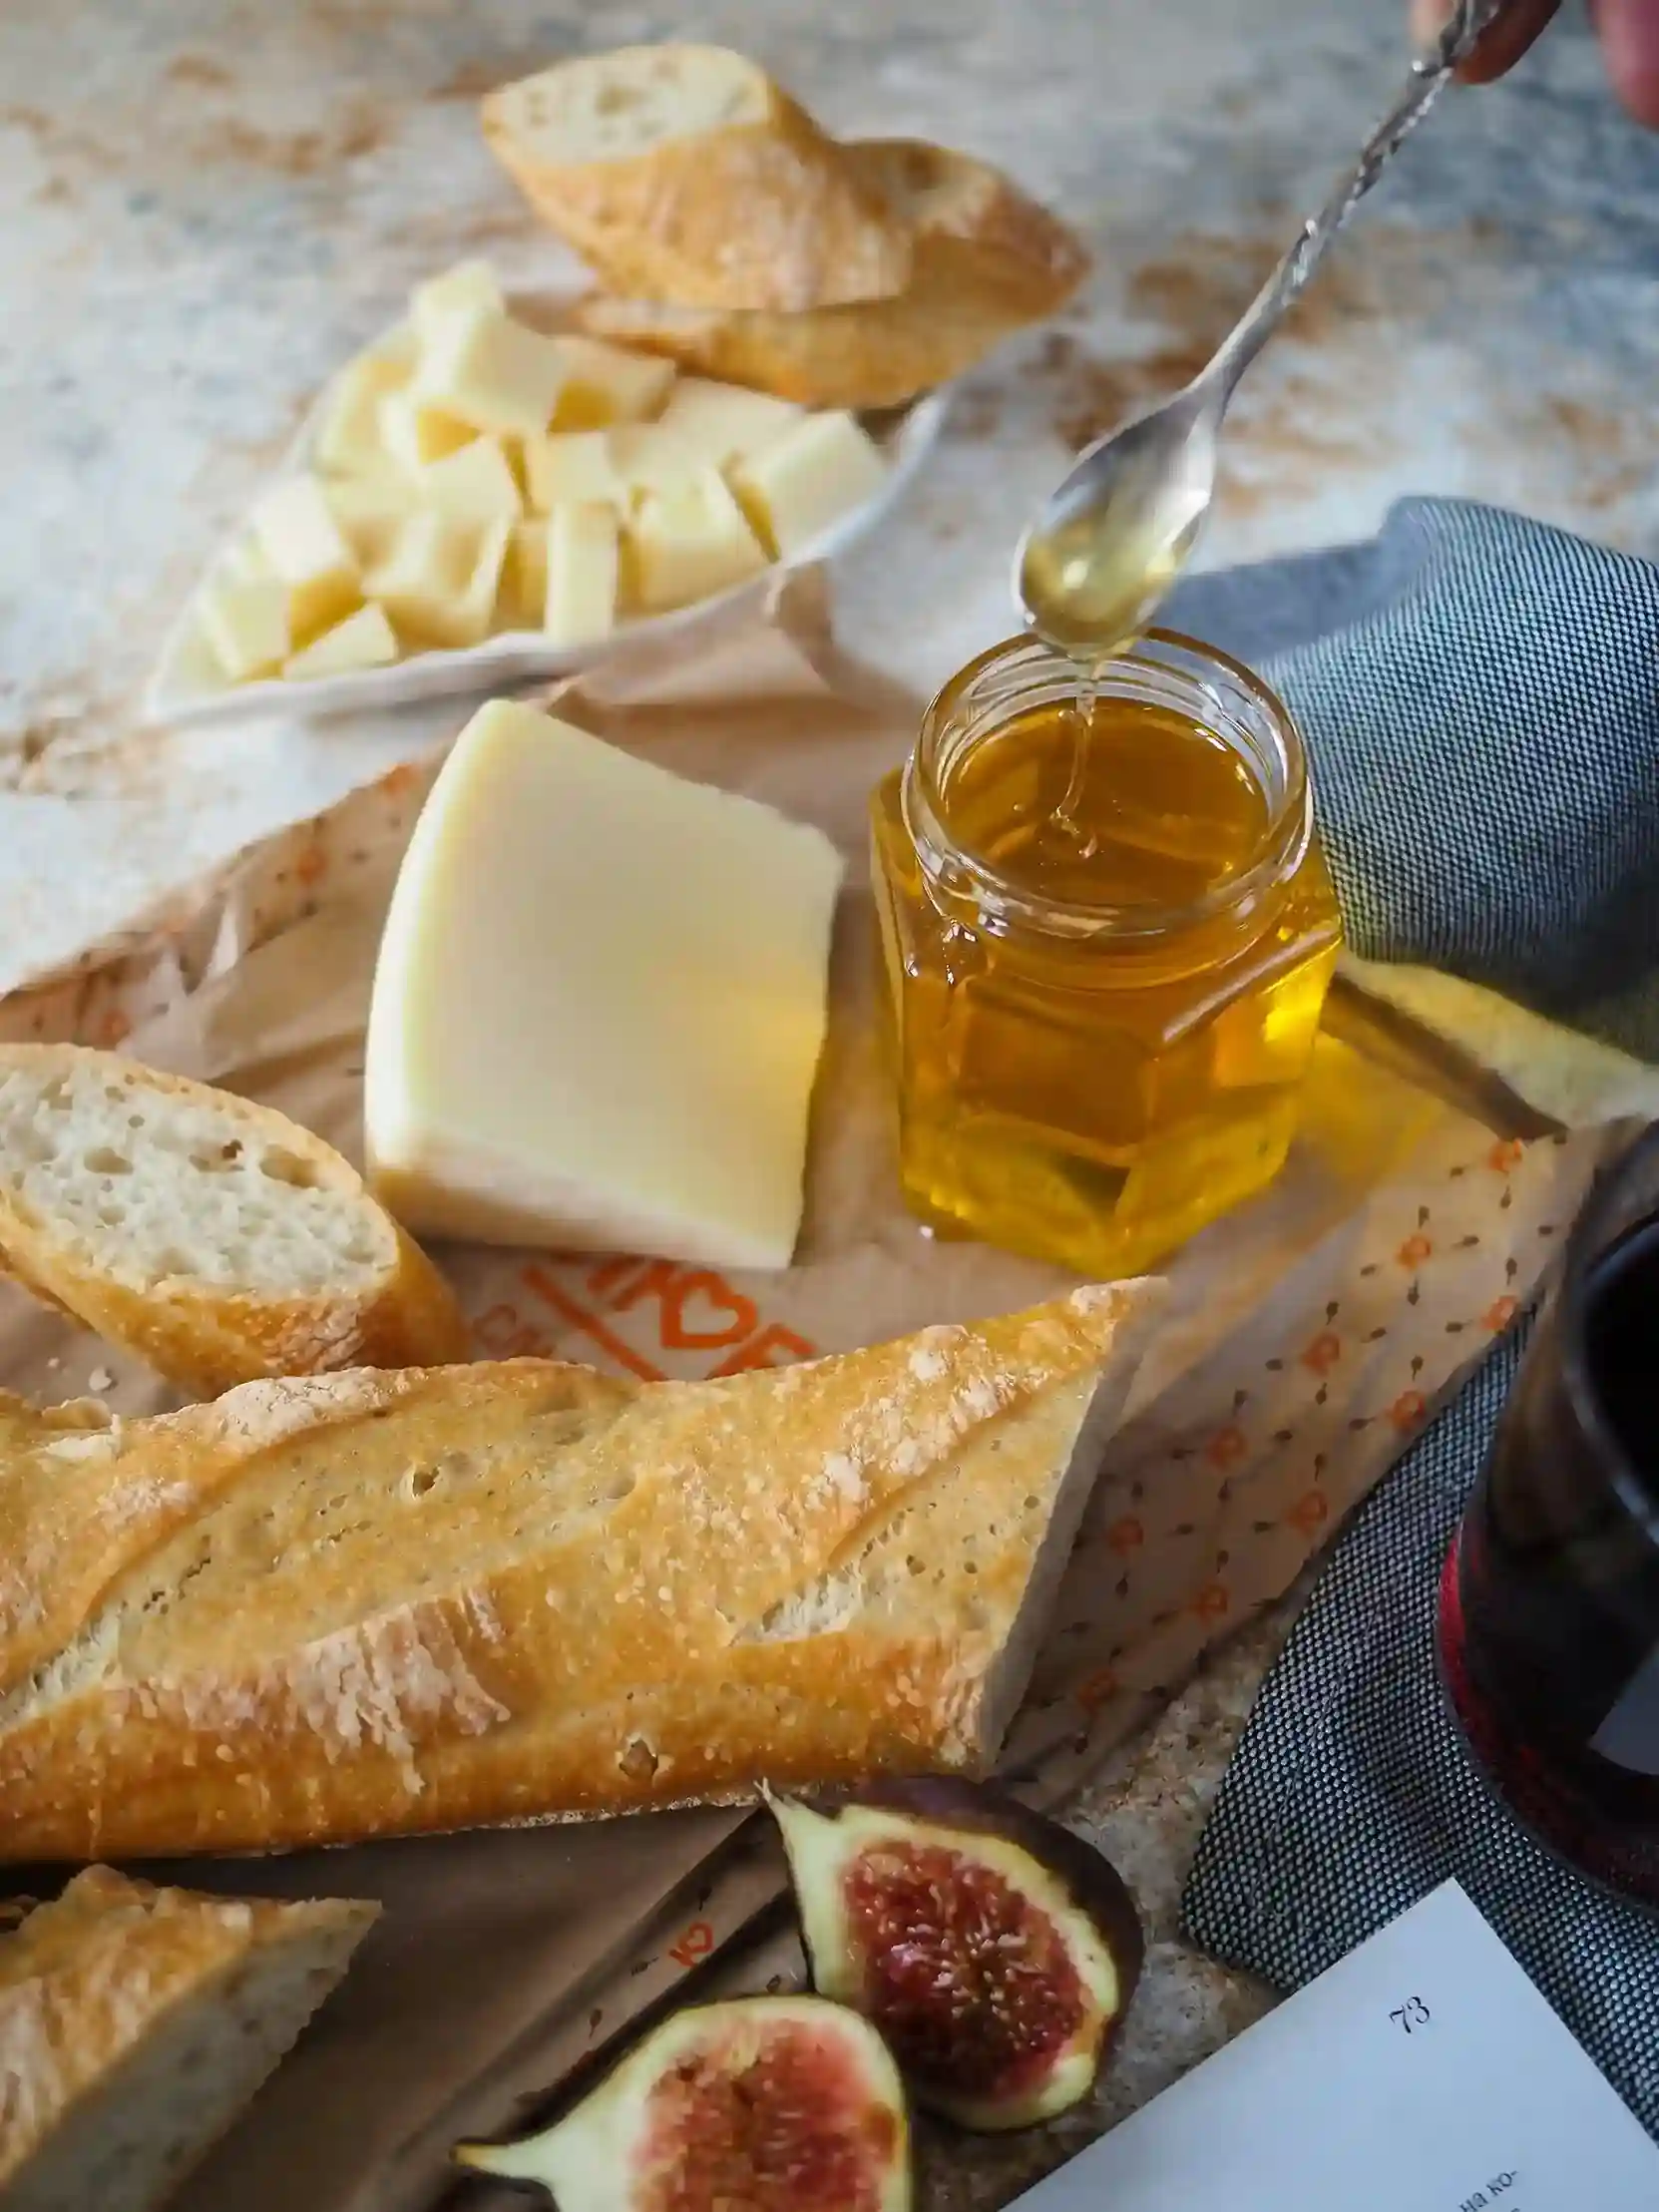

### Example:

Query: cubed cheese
xmin=412 ymin=258 xmax=504 ymax=341
xmin=608 ymin=423 xmax=705 ymax=499
xmin=416 ymin=304 xmax=568 ymax=439
xmin=281 ymin=602 xmax=400 ymax=680
xmin=216 ymin=534 xmax=272 ymax=585
xmin=728 ymin=410 xmax=887 ymax=559
xmin=504 ymin=520 xmax=548 ymax=629
xmin=380 ymin=386 xmax=476 ymax=472
xmin=197 ymin=576 xmax=290 ymax=682
xmin=314 ymin=348 xmax=409 ymax=476
xmin=629 ymin=469 xmax=768 ymax=613
xmin=522 ymin=429 xmax=621 ymax=515
xmin=364 ymin=699 xmax=844 ymax=1266
xmin=543 ymin=503 xmax=619 ymax=649
xmin=366 ymin=511 xmax=477 ymax=646
xmin=655 ymin=378 xmax=804 ymax=462
xmin=323 ymin=475 xmax=415 ymax=566
xmin=419 ymin=436 xmax=524 ymax=526
xmin=547 ymin=335 xmax=675 ymax=429
xmin=249 ymin=474 xmax=361 ymax=641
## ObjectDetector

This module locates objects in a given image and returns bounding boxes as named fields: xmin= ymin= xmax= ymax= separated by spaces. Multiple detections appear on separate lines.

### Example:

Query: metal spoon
xmin=1015 ymin=0 xmax=1509 ymax=663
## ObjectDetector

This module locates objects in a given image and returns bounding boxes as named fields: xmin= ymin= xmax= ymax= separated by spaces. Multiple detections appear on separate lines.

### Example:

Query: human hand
xmin=1411 ymin=0 xmax=1659 ymax=126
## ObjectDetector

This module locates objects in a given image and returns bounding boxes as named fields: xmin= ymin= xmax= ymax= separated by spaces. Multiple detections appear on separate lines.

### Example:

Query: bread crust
xmin=482 ymin=50 xmax=913 ymax=312
xmin=0 ymin=1046 xmax=469 ymax=1396
xmin=0 ymin=1288 xmax=1156 ymax=1862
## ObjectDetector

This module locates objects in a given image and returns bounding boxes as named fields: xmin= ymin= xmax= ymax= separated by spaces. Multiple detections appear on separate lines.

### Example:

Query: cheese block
xmin=629 ymin=467 xmax=768 ymax=612
xmin=412 ymin=257 xmax=504 ymax=339
xmin=380 ymin=385 xmax=475 ymax=471
xmin=416 ymin=303 xmax=569 ymax=439
xmin=281 ymin=601 xmax=400 ymax=679
xmin=728 ymin=408 xmax=887 ymax=558
xmin=216 ymin=533 xmax=272 ymax=585
xmin=323 ymin=474 xmax=414 ymax=565
xmin=523 ymin=428 xmax=621 ymax=514
xmin=548 ymin=333 xmax=675 ymax=428
xmin=419 ymin=435 xmax=524 ymax=525
xmin=607 ymin=422 xmax=705 ymax=499
xmin=543 ymin=502 xmax=620 ymax=647
xmin=655 ymin=377 xmax=804 ymax=461
xmin=505 ymin=519 xmax=549 ymax=627
xmin=364 ymin=699 xmax=844 ymax=1267
xmin=248 ymin=475 xmax=362 ymax=641
xmin=366 ymin=511 xmax=507 ymax=648
xmin=197 ymin=575 xmax=289 ymax=681
xmin=314 ymin=347 xmax=409 ymax=476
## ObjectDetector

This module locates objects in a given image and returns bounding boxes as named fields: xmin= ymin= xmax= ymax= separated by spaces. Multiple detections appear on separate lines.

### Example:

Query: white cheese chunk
xmin=249 ymin=475 xmax=362 ymax=641
xmin=728 ymin=410 xmax=887 ymax=558
xmin=367 ymin=511 xmax=507 ymax=649
xmin=523 ymin=429 xmax=621 ymax=515
xmin=380 ymin=386 xmax=476 ymax=472
xmin=216 ymin=534 xmax=272 ymax=586
xmin=416 ymin=304 xmax=568 ymax=438
xmin=364 ymin=699 xmax=843 ymax=1267
xmin=323 ymin=475 xmax=415 ymax=566
xmin=607 ymin=423 xmax=705 ymax=499
xmin=281 ymin=602 xmax=400 ymax=680
xmin=628 ymin=468 xmax=768 ymax=613
xmin=314 ymin=348 xmax=409 ymax=476
xmin=197 ymin=577 xmax=290 ymax=681
xmin=419 ymin=436 xmax=524 ymax=526
xmin=412 ymin=258 xmax=505 ymax=341
xmin=543 ymin=503 xmax=619 ymax=648
xmin=504 ymin=520 xmax=548 ymax=629
xmin=547 ymin=335 xmax=675 ymax=428
xmin=655 ymin=378 xmax=804 ymax=462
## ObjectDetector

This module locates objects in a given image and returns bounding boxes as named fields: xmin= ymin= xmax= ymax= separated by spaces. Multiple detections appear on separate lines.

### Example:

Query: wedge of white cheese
xmin=364 ymin=700 xmax=844 ymax=1268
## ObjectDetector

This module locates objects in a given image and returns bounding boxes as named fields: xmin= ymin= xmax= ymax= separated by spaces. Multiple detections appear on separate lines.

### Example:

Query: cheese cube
xmin=364 ymin=700 xmax=844 ymax=1266
xmin=608 ymin=424 xmax=705 ymax=499
xmin=249 ymin=475 xmax=361 ymax=641
xmin=547 ymin=335 xmax=675 ymax=429
xmin=197 ymin=577 xmax=290 ymax=682
xmin=380 ymin=386 xmax=475 ymax=472
xmin=281 ymin=602 xmax=400 ymax=681
xmin=543 ymin=504 xmax=619 ymax=649
xmin=504 ymin=521 xmax=548 ymax=629
xmin=323 ymin=475 xmax=415 ymax=566
xmin=419 ymin=436 xmax=523 ymax=526
xmin=412 ymin=258 xmax=504 ymax=341
xmin=314 ymin=348 xmax=409 ymax=476
xmin=366 ymin=511 xmax=476 ymax=645
xmin=629 ymin=469 xmax=768 ymax=613
xmin=728 ymin=410 xmax=887 ymax=559
xmin=415 ymin=304 xmax=568 ymax=439
xmin=523 ymin=429 xmax=621 ymax=515
xmin=655 ymin=378 xmax=804 ymax=462
xmin=216 ymin=534 xmax=272 ymax=585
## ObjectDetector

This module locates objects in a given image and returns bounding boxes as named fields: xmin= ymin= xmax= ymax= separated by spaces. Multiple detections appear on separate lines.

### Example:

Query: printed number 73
xmin=1389 ymin=1996 xmax=1432 ymax=2034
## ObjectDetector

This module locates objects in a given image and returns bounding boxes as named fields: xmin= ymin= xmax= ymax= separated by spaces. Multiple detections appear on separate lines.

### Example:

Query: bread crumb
xmin=88 ymin=1367 xmax=114 ymax=1392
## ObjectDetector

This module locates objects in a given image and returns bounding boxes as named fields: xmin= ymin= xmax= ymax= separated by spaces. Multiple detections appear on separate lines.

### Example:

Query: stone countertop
xmin=5 ymin=0 xmax=1657 ymax=2198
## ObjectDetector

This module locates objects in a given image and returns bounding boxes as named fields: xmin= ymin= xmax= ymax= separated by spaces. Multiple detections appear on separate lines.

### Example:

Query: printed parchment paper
xmin=0 ymin=578 xmax=1610 ymax=2211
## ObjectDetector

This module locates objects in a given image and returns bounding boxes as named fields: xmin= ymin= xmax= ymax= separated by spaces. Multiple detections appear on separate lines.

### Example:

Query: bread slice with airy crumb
xmin=0 ymin=1045 xmax=468 ymax=1397
xmin=0 ymin=1867 xmax=376 ymax=2212
xmin=481 ymin=45 xmax=912 ymax=311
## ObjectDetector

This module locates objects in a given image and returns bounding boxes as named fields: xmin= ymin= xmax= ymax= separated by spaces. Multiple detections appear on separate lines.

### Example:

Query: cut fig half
xmin=768 ymin=1778 xmax=1144 ymax=2132
xmin=455 ymin=1993 xmax=911 ymax=2212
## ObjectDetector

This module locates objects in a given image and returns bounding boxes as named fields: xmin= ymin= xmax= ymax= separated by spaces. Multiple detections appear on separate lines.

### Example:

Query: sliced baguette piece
xmin=0 ymin=1045 xmax=469 ymax=1398
xmin=481 ymin=45 xmax=912 ymax=312
xmin=0 ymin=1867 xmax=377 ymax=2212
xmin=573 ymin=137 xmax=1090 ymax=409
xmin=0 ymin=1283 xmax=1161 ymax=1863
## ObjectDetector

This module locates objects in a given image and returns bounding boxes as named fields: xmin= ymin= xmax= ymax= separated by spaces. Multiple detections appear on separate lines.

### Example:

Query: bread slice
xmin=573 ymin=138 xmax=1090 ymax=409
xmin=481 ymin=45 xmax=912 ymax=312
xmin=0 ymin=1045 xmax=469 ymax=1397
xmin=0 ymin=1283 xmax=1160 ymax=1862
xmin=0 ymin=1867 xmax=376 ymax=2212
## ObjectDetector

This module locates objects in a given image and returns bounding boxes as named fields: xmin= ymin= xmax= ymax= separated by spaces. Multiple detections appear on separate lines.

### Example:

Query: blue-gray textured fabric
xmin=1166 ymin=499 xmax=1659 ymax=2131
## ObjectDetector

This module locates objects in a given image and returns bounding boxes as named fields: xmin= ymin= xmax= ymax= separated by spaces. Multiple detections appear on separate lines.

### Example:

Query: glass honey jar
xmin=871 ymin=630 xmax=1343 ymax=1277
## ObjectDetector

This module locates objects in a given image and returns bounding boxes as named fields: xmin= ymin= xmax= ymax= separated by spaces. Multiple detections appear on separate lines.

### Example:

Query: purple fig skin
xmin=778 ymin=1776 xmax=1145 ymax=2131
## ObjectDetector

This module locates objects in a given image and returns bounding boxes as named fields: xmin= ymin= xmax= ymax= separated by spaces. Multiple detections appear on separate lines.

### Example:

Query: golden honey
xmin=871 ymin=631 xmax=1343 ymax=1276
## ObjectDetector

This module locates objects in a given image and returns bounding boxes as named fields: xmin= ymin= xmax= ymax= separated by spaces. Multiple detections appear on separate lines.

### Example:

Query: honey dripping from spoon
xmin=1047 ymin=665 xmax=1102 ymax=862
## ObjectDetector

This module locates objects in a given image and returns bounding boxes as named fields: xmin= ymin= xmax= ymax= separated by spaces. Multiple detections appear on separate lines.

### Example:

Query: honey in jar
xmin=871 ymin=630 xmax=1343 ymax=1276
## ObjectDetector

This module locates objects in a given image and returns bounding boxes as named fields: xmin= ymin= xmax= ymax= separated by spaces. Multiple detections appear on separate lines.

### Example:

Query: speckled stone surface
xmin=5 ymin=2 xmax=1658 ymax=2195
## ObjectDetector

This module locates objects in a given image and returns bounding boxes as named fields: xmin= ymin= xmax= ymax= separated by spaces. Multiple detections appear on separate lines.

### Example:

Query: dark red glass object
xmin=1441 ymin=1126 xmax=1659 ymax=1903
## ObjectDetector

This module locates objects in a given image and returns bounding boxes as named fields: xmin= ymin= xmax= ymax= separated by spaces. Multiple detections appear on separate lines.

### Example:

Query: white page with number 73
xmin=1013 ymin=1882 xmax=1659 ymax=2210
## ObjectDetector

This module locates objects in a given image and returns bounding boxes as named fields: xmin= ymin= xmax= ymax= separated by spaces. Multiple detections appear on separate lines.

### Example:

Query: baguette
xmin=482 ymin=45 xmax=912 ymax=312
xmin=0 ymin=1284 xmax=1159 ymax=1862
xmin=0 ymin=1045 xmax=469 ymax=1397
xmin=573 ymin=138 xmax=1090 ymax=409
xmin=0 ymin=1867 xmax=376 ymax=2212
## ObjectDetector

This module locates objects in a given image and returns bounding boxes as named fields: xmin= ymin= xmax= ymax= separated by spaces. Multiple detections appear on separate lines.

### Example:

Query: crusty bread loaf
xmin=573 ymin=138 xmax=1090 ymax=409
xmin=0 ymin=1867 xmax=376 ymax=2212
xmin=482 ymin=45 xmax=912 ymax=312
xmin=0 ymin=1284 xmax=1158 ymax=1862
xmin=0 ymin=1046 xmax=469 ymax=1397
